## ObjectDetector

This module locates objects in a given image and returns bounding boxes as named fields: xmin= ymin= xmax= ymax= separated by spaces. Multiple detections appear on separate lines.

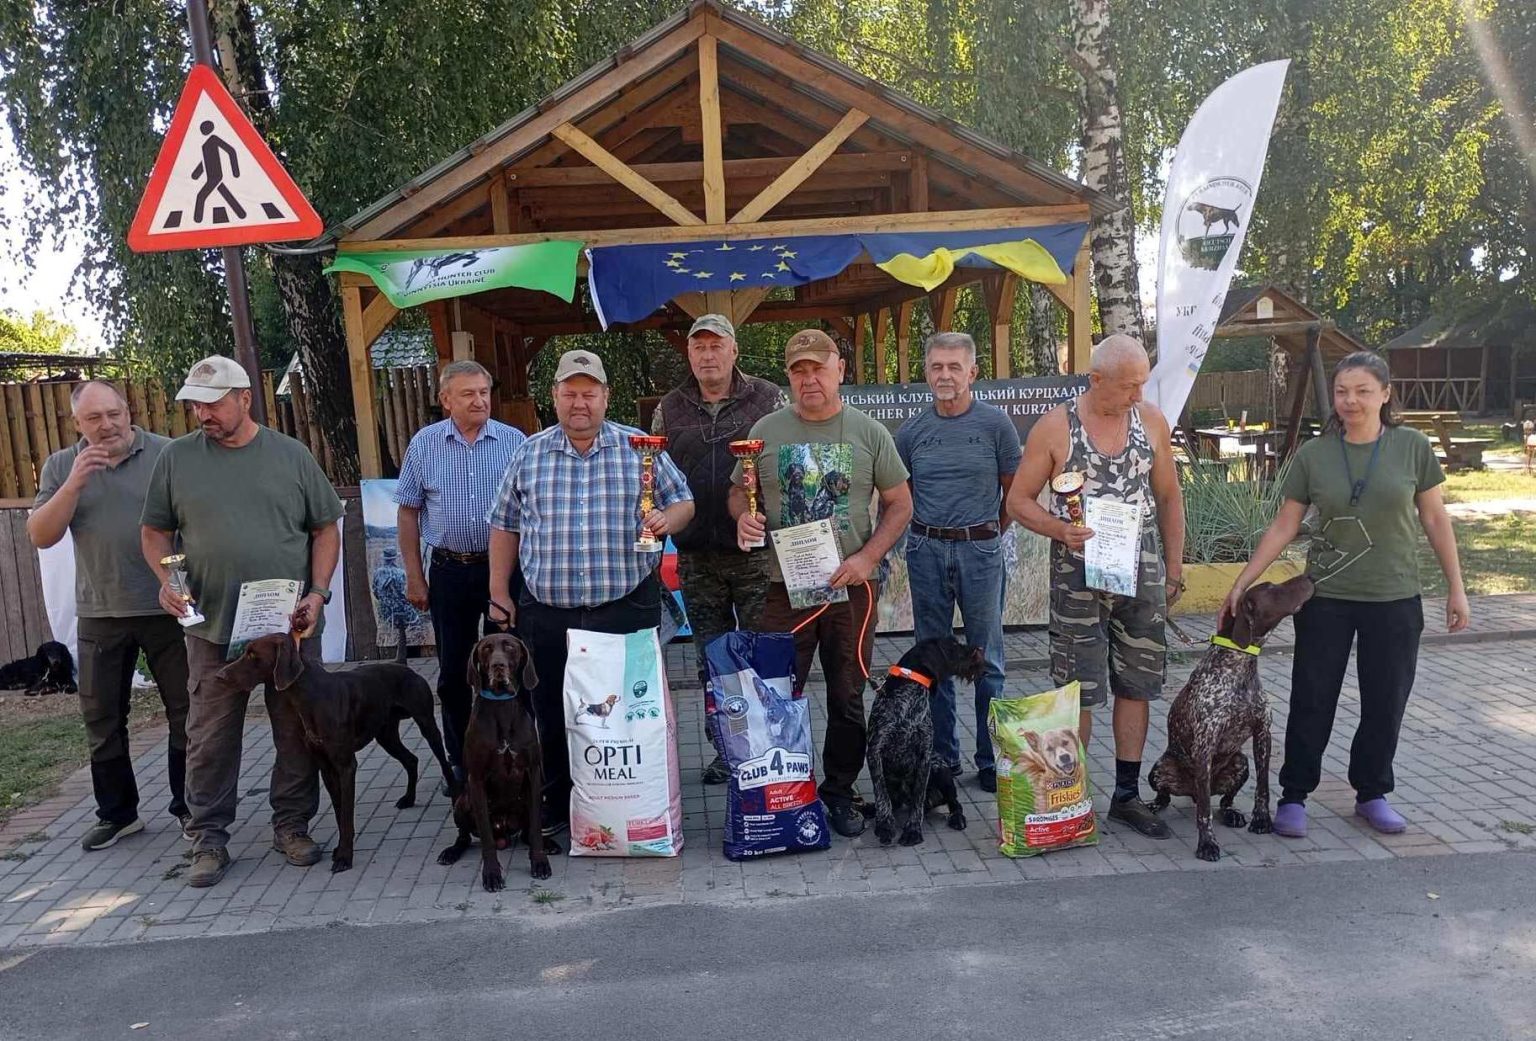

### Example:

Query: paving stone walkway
xmin=3 ymin=594 xmax=1535 ymax=949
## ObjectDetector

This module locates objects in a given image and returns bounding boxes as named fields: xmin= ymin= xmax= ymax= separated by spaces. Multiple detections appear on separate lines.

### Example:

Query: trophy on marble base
xmin=729 ymin=439 xmax=767 ymax=548
xmin=629 ymin=434 xmax=669 ymax=552
xmin=160 ymin=554 xmax=206 ymax=627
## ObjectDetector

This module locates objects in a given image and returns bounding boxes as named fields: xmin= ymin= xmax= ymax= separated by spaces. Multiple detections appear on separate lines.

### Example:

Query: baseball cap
xmin=176 ymin=355 xmax=251 ymax=403
xmin=783 ymin=328 xmax=839 ymax=367
xmin=553 ymin=349 xmax=608 ymax=385
xmin=687 ymin=314 xmax=735 ymax=340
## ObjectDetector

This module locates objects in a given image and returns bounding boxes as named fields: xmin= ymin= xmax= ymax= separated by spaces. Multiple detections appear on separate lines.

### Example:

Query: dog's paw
xmin=330 ymin=851 xmax=353 ymax=873
xmin=1248 ymin=811 xmax=1273 ymax=835
xmin=530 ymin=858 xmax=552 ymax=881
xmin=481 ymin=865 xmax=506 ymax=893
xmin=1194 ymin=837 xmax=1222 ymax=862
xmin=898 ymin=827 xmax=924 ymax=847
xmin=395 ymin=794 xmax=416 ymax=809
xmin=1219 ymin=807 xmax=1247 ymax=829
xmin=947 ymin=811 xmax=967 ymax=831
xmin=874 ymin=820 xmax=896 ymax=845
xmin=436 ymin=845 xmax=464 ymax=866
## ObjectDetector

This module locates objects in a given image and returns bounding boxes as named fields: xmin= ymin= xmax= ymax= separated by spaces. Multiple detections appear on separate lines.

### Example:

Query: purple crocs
xmin=1355 ymin=798 xmax=1407 ymax=834
xmin=1273 ymin=802 xmax=1307 ymax=838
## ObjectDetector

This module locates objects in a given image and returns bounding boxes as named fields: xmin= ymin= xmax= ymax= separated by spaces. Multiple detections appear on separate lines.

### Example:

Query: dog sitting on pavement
xmin=864 ymin=637 xmax=986 ymax=846
xmin=437 ymin=633 xmax=559 ymax=890
xmin=1147 ymin=574 xmax=1315 ymax=861
xmin=0 ymin=640 xmax=77 ymax=695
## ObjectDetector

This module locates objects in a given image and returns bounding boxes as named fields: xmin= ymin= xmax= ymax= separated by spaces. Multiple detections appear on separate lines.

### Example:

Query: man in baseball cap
xmin=552 ymin=349 xmax=608 ymax=385
xmin=175 ymin=355 xmax=251 ymax=403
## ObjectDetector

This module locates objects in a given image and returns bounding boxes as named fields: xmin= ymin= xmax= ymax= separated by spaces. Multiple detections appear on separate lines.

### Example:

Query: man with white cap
xmin=487 ymin=349 xmax=694 ymax=835
xmin=140 ymin=355 xmax=345 ymax=888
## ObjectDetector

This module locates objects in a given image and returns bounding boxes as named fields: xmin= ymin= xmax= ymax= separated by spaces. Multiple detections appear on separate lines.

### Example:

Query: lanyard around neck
xmin=1339 ymin=428 xmax=1385 ymax=508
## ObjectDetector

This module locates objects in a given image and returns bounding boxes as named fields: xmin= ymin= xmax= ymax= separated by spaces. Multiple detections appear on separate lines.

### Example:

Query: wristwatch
xmin=308 ymin=586 xmax=333 ymax=605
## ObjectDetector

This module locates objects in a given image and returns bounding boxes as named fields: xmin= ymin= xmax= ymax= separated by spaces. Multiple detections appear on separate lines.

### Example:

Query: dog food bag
xmin=564 ymin=627 xmax=684 ymax=857
xmin=705 ymin=631 xmax=830 ymax=861
xmin=988 ymin=681 xmax=1098 ymax=857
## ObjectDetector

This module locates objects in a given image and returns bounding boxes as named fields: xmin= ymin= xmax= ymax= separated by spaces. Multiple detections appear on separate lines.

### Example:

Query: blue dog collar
xmin=478 ymin=688 xmax=518 ymax=701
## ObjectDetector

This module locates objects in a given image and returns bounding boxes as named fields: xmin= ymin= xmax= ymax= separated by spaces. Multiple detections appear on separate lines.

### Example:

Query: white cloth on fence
xmin=35 ymin=519 xmax=348 ymax=665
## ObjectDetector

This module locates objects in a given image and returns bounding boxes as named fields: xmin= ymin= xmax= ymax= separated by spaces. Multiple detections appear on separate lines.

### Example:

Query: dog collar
xmin=887 ymin=666 xmax=933 ymax=688
xmin=478 ymin=688 xmax=518 ymax=701
xmin=1210 ymin=635 xmax=1261 ymax=656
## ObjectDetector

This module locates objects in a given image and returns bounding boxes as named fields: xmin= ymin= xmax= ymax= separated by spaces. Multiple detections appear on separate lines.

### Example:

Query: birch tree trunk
xmin=1026 ymin=284 xmax=1061 ymax=375
xmin=1067 ymin=0 xmax=1146 ymax=343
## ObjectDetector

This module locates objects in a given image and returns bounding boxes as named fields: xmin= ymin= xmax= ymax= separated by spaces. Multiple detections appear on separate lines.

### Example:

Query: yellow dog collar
xmin=1210 ymin=635 xmax=1261 ymax=656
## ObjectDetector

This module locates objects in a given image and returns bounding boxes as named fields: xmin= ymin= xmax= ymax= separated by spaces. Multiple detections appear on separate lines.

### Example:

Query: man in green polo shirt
xmin=28 ymin=382 xmax=191 ymax=853
xmin=141 ymin=355 xmax=344 ymax=889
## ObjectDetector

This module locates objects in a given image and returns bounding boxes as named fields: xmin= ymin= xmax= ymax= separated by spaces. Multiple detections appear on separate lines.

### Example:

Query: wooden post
xmin=698 ymin=34 xmax=726 ymax=225
xmin=929 ymin=287 xmax=957 ymax=332
xmin=910 ymin=153 xmax=929 ymax=212
xmin=4 ymin=384 xmax=33 ymax=497
xmin=896 ymin=300 xmax=914 ymax=383
xmin=1306 ymin=326 xmax=1330 ymax=421
xmin=874 ymin=307 xmax=891 ymax=383
xmin=342 ymin=284 xmax=383 ymax=478
xmin=984 ymin=273 xmax=1018 ymax=380
xmin=1282 ymin=348 xmax=1312 ymax=459
xmin=1477 ymin=344 xmax=1490 ymax=413
xmin=1066 ymin=239 xmax=1092 ymax=374
xmin=853 ymin=313 xmax=868 ymax=384
xmin=0 ymin=382 xmax=17 ymax=498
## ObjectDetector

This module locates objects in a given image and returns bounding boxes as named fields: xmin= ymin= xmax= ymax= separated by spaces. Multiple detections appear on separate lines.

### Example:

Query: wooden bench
xmin=1399 ymin=411 xmax=1493 ymax=471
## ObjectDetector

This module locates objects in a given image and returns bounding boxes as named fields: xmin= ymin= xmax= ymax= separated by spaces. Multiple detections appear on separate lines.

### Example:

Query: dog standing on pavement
xmin=216 ymin=634 xmax=456 ymax=873
xmin=437 ymin=633 xmax=558 ymax=890
xmin=1147 ymin=575 xmax=1316 ymax=861
xmin=865 ymin=637 xmax=986 ymax=846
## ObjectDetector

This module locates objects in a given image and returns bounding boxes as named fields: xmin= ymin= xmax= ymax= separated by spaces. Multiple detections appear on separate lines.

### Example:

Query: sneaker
xmin=81 ymin=817 xmax=144 ymax=852
xmin=826 ymin=799 xmax=866 ymax=839
xmin=186 ymin=848 xmax=230 ymax=888
xmin=1107 ymin=795 xmax=1172 ymax=839
xmin=1355 ymin=797 xmax=1407 ymax=834
xmin=701 ymin=754 xmax=730 ymax=786
xmin=272 ymin=829 xmax=324 ymax=866
xmin=1273 ymin=801 xmax=1308 ymax=837
xmin=541 ymin=819 xmax=569 ymax=839
xmin=176 ymin=813 xmax=195 ymax=841
xmin=977 ymin=767 xmax=997 ymax=794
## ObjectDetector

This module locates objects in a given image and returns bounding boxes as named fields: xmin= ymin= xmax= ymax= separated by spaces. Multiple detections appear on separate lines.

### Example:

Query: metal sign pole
xmin=185 ymin=0 xmax=267 ymax=424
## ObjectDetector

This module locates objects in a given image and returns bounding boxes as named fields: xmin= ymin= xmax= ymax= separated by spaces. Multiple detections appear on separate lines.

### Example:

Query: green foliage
xmin=0 ymin=308 xmax=77 ymax=353
xmin=1180 ymin=456 xmax=1295 ymax=564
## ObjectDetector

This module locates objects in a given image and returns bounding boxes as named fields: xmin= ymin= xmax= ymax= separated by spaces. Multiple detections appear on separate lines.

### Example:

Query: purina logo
xmin=1177 ymin=176 xmax=1252 ymax=271
xmin=631 ymin=680 xmax=650 ymax=701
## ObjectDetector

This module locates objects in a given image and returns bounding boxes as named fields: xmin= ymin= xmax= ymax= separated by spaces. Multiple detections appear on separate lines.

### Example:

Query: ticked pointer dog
xmin=1148 ymin=574 xmax=1316 ymax=861
xmin=437 ymin=634 xmax=559 ymax=890
xmin=217 ymin=634 xmax=456 ymax=873
xmin=865 ymin=637 xmax=986 ymax=846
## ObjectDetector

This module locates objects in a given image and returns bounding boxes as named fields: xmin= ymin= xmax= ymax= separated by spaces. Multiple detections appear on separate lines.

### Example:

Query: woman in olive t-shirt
xmin=1222 ymin=352 xmax=1468 ymax=839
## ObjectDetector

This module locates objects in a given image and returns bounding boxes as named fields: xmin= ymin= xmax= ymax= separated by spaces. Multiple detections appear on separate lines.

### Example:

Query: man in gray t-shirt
xmin=28 ymin=382 xmax=191 ymax=853
xmin=894 ymin=332 xmax=1021 ymax=792
xmin=141 ymin=355 xmax=344 ymax=889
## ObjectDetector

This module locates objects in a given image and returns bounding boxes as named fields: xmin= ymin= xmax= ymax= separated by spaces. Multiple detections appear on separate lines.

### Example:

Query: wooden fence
xmin=1183 ymin=368 xmax=1277 ymax=422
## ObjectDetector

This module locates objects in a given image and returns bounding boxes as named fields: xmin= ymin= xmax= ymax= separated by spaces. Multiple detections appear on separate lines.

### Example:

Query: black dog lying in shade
xmin=0 ymin=641 xmax=77 ymax=696
xmin=865 ymin=637 xmax=986 ymax=846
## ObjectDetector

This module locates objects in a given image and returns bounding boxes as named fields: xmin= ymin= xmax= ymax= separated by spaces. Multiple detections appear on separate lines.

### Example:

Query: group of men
xmin=30 ymin=314 xmax=1186 ymax=888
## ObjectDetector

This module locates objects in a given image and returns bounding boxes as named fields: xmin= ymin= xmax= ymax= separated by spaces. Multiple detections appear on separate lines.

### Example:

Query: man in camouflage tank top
xmin=1006 ymin=336 xmax=1186 ymax=838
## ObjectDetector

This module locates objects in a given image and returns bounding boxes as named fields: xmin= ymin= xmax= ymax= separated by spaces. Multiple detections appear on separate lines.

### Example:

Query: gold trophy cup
xmin=629 ymin=434 xmax=669 ymax=552
xmin=728 ymin=439 xmax=766 ymax=548
xmin=1050 ymin=471 xmax=1087 ymax=527
xmin=160 ymin=554 xmax=206 ymax=627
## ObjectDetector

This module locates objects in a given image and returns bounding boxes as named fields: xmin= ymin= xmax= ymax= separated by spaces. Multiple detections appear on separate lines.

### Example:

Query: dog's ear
xmin=466 ymin=641 xmax=485 ymax=693
xmin=1025 ymin=730 xmax=1045 ymax=756
xmin=513 ymin=638 xmax=538 ymax=691
xmin=1231 ymin=587 xmax=1263 ymax=648
xmin=274 ymin=636 xmax=306 ymax=691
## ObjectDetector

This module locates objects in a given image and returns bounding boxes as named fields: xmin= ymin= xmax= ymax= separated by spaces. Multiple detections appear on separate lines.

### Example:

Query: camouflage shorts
xmin=677 ymin=548 xmax=773 ymax=676
xmin=1048 ymin=535 xmax=1167 ymax=708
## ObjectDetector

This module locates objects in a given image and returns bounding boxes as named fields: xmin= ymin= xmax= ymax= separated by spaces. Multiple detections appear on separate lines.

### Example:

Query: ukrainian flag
xmin=863 ymin=223 xmax=1087 ymax=292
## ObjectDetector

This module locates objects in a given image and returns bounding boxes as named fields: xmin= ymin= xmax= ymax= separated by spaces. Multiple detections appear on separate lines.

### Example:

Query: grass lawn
xmin=1419 ymin=514 xmax=1536 ymax=596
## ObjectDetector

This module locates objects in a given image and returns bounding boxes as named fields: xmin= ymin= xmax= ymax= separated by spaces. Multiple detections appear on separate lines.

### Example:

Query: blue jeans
xmin=905 ymin=533 xmax=1007 ymax=771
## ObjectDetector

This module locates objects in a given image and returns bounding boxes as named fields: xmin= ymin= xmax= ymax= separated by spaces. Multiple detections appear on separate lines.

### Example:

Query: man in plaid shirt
xmin=487 ymin=349 xmax=693 ymax=834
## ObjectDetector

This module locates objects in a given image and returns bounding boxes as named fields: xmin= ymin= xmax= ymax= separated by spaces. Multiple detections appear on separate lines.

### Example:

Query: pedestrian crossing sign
xmin=127 ymin=64 xmax=323 ymax=252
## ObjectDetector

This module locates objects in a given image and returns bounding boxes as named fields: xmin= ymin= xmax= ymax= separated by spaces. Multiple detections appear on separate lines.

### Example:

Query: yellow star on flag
xmin=694 ymin=270 xmax=713 ymax=279
xmin=775 ymin=261 xmax=790 ymax=272
xmin=668 ymin=252 xmax=688 ymax=260
xmin=715 ymin=243 xmax=735 ymax=251
xmin=778 ymin=249 xmax=798 ymax=259
xmin=729 ymin=272 xmax=746 ymax=282
xmin=748 ymin=244 xmax=767 ymax=251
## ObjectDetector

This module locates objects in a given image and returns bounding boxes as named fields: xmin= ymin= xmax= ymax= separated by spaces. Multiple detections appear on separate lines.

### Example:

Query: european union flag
xmin=588 ymin=235 xmax=863 ymax=326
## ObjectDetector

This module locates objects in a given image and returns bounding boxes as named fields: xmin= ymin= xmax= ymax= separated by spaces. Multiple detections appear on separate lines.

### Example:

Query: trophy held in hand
xmin=729 ymin=439 xmax=766 ymax=549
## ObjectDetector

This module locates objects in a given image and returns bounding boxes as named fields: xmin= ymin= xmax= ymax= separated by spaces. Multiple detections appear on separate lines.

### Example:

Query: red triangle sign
xmin=127 ymin=65 xmax=323 ymax=252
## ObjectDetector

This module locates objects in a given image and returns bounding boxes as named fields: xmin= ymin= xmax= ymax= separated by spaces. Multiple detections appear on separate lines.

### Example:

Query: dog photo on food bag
xmin=989 ymin=681 xmax=1098 ymax=857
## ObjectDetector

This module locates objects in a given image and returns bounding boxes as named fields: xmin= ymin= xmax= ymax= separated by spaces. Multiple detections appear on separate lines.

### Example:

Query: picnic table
xmin=1398 ymin=411 xmax=1494 ymax=471
xmin=1189 ymin=426 xmax=1290 ymax=476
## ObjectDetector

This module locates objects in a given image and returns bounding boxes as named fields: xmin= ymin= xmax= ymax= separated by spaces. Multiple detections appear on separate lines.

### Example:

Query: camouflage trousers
xmin=1048 ymin=532 xmax=1167 ymax=708
xmin=677 ymin=548 xmax=773 ymax=685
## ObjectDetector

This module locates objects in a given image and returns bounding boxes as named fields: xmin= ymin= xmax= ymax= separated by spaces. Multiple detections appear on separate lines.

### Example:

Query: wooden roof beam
xmin=732 ymin=108 xmax=868 ymax=224
xmin=698 ymin=34 xmax=727 ymax=224
xmin=550 ymin=122 xmax=704 ymax=226
xmin=507 ymin=150 xmax=911 ymax=188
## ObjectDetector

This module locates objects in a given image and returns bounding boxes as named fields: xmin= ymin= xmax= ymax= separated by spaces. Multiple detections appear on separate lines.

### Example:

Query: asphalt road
xmin=3 ymin=851 xmax=1534 ymax=1041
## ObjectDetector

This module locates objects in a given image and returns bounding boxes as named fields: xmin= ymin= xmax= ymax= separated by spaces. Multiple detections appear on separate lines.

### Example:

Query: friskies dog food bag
xmin=705 ymin=631 xmax=830 ymax=861
xmin=563 ymin=628 xmax=683 ymax=857
xmin=988 ymin=681 xmax=1098 ymax=857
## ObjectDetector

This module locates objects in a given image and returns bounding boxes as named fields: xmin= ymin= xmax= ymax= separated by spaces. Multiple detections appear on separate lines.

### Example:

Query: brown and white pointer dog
xmin=217 ymin=634 xmax=456 ymax=873
xmin=1148 ymin=574 xmax=1315 ymax=861
xmin=437 ymin=633 xmax=559 ymax=890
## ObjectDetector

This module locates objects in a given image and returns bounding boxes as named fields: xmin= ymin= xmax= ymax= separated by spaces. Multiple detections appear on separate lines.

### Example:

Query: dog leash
xmin=789 ymin=579 xmax=878 ymax=693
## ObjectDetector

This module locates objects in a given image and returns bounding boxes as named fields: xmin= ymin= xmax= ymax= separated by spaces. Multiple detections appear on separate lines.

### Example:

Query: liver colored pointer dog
xmin=218 ymin=634 xmax=455 ymax=873
xmin=865 ymin=637 xmax=986 ymax=847
xmin=1148 ymin=574 xmax=1315 ymax=861
xmin=437 ymin=634 xmax=559 ymax=890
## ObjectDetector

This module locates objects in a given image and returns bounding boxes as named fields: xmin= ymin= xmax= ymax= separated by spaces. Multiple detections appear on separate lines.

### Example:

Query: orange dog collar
xmin=887 ymin=666 xmax=934 ymax=688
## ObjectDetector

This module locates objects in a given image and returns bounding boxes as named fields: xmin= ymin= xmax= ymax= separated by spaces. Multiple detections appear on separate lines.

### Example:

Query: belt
xmin=430 ymin=547 xmax=489 ymax=565
xmin=910 ymin=520 xmax=999 ymax=542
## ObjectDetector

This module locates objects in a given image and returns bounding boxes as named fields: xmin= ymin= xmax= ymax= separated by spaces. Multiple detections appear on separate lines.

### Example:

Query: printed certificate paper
xmin=226 ymin=579 xmax=303 ymax=660
xmin=1083 ymin=498 xmax=1143 ymax=596
xmin=771 ymin=519 xmax=849 ymax=609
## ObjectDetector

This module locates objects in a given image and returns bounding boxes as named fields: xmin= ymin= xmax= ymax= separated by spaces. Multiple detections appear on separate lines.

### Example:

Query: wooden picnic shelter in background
xmin=328 ymin=0 xmax=1110 ymax=478
xmin=1381 ymin=296 xmax=1536 ymax=414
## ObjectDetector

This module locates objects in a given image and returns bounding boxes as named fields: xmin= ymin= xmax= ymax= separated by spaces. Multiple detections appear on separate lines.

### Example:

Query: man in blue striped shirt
xmin=487 ymin=349 xmax=693 ymax=833
xmin=395 ymin=360 xmax=526 ymax=784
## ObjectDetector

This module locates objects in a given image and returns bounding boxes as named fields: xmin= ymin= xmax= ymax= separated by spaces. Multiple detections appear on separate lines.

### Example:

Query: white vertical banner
xmin=1148 ymin=60 xmax=1289 ymax=420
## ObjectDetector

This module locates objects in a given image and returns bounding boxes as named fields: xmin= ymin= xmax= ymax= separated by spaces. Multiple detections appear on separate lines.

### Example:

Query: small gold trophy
xmin=160 ymin=554 xmax=206 ymax=627
xmin=629 ymin=434 xmax=669 ymax=552
xmin=728 ymin=439 xmax=766 ymax=548
xmin=1050 ymin=471 xmax=1087 ymax=527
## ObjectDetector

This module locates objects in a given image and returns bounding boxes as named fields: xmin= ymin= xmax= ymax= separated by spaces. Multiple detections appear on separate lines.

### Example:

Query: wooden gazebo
xmin=329 ymin=0 xmax=1110 ymax=477
xmin=1381 ymin=297 xmax=1536 ymax=414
